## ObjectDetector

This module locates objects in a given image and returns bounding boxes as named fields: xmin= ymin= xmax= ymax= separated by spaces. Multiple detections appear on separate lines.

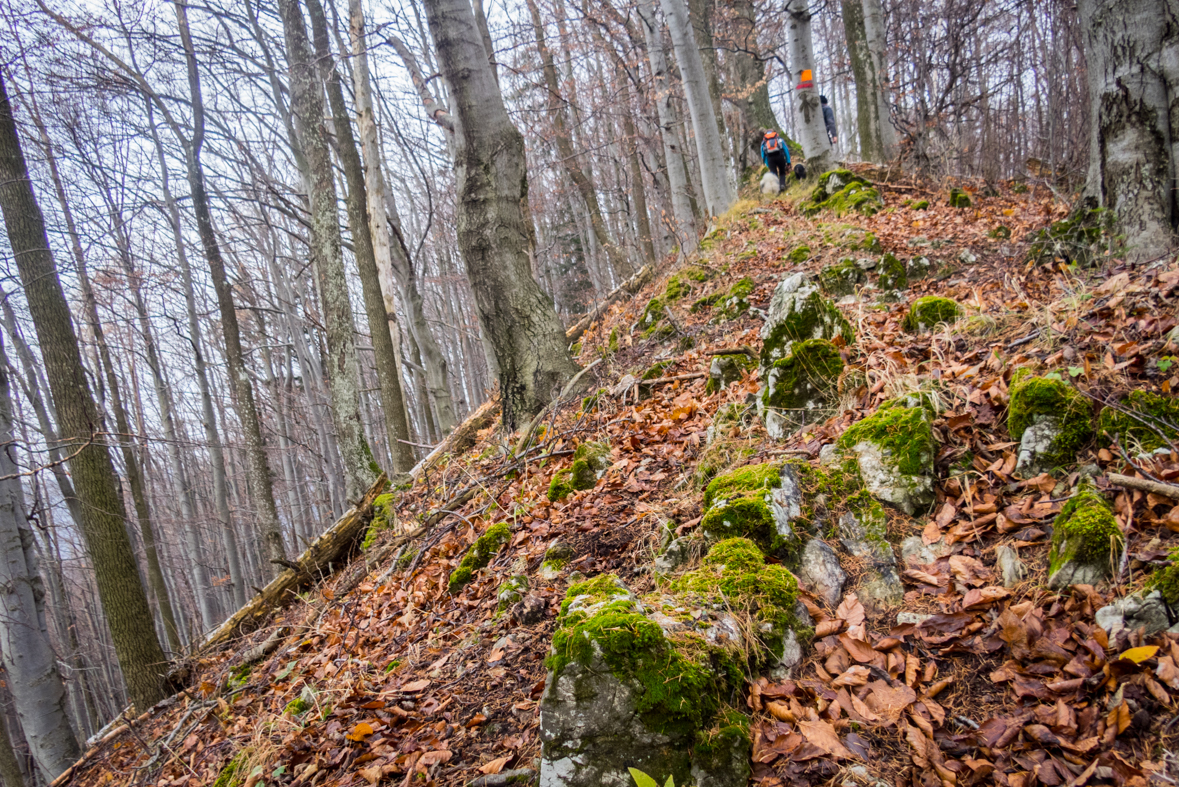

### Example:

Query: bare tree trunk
xmin=0 ymin=695 xmax=24 ymax=787
xmin=1078 ymin=0 xmax=1178 ymax=261
xmin=278 ymin=0 xmax=378 ymax=501
xmin=303 ymin=0 xmax=416 ymax=475
xmin=144 ymin=99 xmax=246 ymax=611
xmin=0 ymin=70 xmax=168 ymax=712
xmin=730 ymin=0 xmax=784 ymax=170
xmin=785 ymin=0 xmax=834 ymax=171
xmin=172 ymin=3 xmax=289 ymax=570
xmin=660 ymin=0 xmax=736 ymax=217
xmin=421 ymin=0 xmax=578 ymax=429
xmin=859 ymin=0 xmax=897 ymax=161
xmin=0 ymin=334 xmax=81 ymax=781
xmin=526 ymin=0 xmax=635 ymax=280
xmin=636 ymin=0 xmax=698 ymax=250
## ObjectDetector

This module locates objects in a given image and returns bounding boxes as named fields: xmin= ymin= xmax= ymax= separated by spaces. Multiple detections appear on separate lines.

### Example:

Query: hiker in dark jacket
xmin=821 ymin=95 xmax=838 ymax=145
xmin=760 ymin=129 xmax=790 ymax=192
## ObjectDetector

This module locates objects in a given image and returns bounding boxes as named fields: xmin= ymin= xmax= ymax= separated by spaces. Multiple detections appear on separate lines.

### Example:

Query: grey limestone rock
xmin=796 ymin=538 xmax=847 ymax=607
xmin=837 ymin=511 xmax=904 ymax=609
xmin=1095 ymin=591 xmax=1173 ymax=638
xmin=995 ymin=546 xmax=1028 ymax=588
xmin=845 ymin=437 xmax=935 ymax=516
xmin=1047 ymin=560 xmax=1107 ymax=590
xmin=1015 ymin=416 xmax=1065 ymax=476
xmin=900 ymin=535 xmax=949 ymax=566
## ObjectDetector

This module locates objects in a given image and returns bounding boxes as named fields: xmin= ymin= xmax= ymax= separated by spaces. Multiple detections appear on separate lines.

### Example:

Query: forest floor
xmin=64 ymin=172 xmax=1179 ymax=787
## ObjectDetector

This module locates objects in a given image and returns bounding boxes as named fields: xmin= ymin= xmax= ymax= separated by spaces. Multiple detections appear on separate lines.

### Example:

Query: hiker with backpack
xmin=821 ymin=95 xmax=838 ymax=146
xmin=760 ymin=129 xmax=790 ymax=193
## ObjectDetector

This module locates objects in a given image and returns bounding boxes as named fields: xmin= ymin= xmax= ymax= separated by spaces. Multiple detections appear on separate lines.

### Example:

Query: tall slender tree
xmin=278 ymin=0 xmax=378 ymax=500
xmin=0 ymin=332 xmax=81 ymax=781
xmin=421 ymin=0 xmax=578 ymax=428
xmin=842 ymin=0 xmax=896 ymax=162
xmin=785 ymin=0 xmax=834 ymax=172
xmin=0 ymin=69 xmax=169 ymax=711
xmin=660 ymin=0 xmax=736 ymax=217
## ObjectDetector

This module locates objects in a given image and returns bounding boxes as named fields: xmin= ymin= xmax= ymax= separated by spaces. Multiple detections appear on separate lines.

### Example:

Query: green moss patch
xmin=448 ymin=521 xmax=511 ymax=594
xmin=1048 ymin=487 xmax=1121 ymax=576
xmin=818 ymin=259 xmax=866 ymax=297
xmin=701 ymin=465 xmax=798 ymax=555
xmin=948 ymin=188 xmax=972 ymax=208
xmin=718 ymin=277 xmax=755 ymax=319
xmin=902 ymin=296 xmax=963 ymax=332
xmin=786 ymin=245 xmax=812 ymax=264
xmin=362 ymin=492 xmax=397 ymax=550
xmin=839 ymin=405 xmax=935 ymax=477
xmin=1008 ymin=372 xmax=1092 ymax=466
xmin=911 ymin=200 xmax=930 ymax=210
xmin=802 ymin=171 xmax=882 ymax=217
xmin=1149 ymin=549 xmax=1179 ymax=605
xmin=761 ymin=338 xmax=843 ymax=417
xmin=1029 ymin=200 xmax=1119 ymax=267
xmin=877 ymin=253 xmax=907 ymax=291
xmin=1097 ymin=390 xmax=1179 ymax=453
xmin=759 ymin=291 xmax=854 ymax=370
xmin=665 ymin=275 xmax=691 ymax=300
xmin=639 ymin=297 xmax=671 ymax=338
xmin=496 ymin=575 xmax=530 ymax=614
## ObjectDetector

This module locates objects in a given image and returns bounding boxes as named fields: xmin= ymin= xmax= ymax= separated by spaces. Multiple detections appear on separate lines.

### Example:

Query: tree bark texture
xmin=636 ymin=0 xmax=698 ymax=251
xmin=859 ymin=0 xmax=897 ymax=161
xmin=660 ymin=0 xmax=736 ymax=217
xmin=842 ymin=0 xmax=896 ymax=163
xmin=279 ymin=0 xmax=379 ymax=501
xmin=729 ymin=0 xmax=782 ymax=171
xmin=785 ymin=0 xmax=834 ymax=172
xmin=304 ymin=0 xmax=417 ymax=474
xmin=526 ymin=0 xmax=635 ymax=280
xmin=421 ymin=0 xmax=578 ymax=429
xmin=0 ymin=335 xmax=81 ymax=781
xmin=173 ymin=2 xmax=289 ymax=571
xmin=0 ymin=71 xmax=169 ymax=712
xmin=1078 ymin=0 xmax=1179 ymax=261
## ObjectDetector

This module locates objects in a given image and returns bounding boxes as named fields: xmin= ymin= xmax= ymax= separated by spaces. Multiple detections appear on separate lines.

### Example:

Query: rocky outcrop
xmin=540 ymin=539 xmax=801 ymax=787
xmin=837 ymin=401 xmax=937 ymax=516
xmin=1095 ymin=591 xmax=1174 ymax=638
xmin=759 ymin=339 xmax=843 ymax=439
xmin=1047 ymin=487 xmax=1122 ymax=590
xmin=1008 ymin=371 xmax=1092 ymax=475
xmin=759 ymin=273 xmax=854 ymax=370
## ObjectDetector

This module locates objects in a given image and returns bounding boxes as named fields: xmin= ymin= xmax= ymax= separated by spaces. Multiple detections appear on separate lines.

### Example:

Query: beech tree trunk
xmin=304 ymin=0 xmax=417 ymax=474
xmin=730 ymin=0 xmax=782 ymax=171
xmin=785 ymin=0 xmax=834 ymax=172
xmin=636 ymin=0 xmax=698 ymax=251
xmin=421 ymin=0 xmax=578 ymax=429
xmin=842 ymin=0 xmax=896 ymax=163
xmin=351 ymin=0 xmax=457 ymax=438
xmin=660 ymin=0 xmax=736 ymax=217
xmin=0 ymin=70 xmax=169 ymax=712
xmin=0 ymin=334 xmax=81 ymax=781
xmin=1078 ymin=0 xmax=1179 ymax=262
xmin=278 ymin=0 xmax=379 ymax=501
xmin=526 ymin=0 xmax=635 ymax=280
xmin=173 ymin=2 xmax=289 ymax=570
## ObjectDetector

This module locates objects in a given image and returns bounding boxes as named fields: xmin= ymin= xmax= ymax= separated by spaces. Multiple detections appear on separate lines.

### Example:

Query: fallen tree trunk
xmin=409 ymin=398 xmax=499 ymax=481
xmin=565 ymin=264 xmax=652 ymax=344
xmin=199 ymin=473 xmax=388 ymax=652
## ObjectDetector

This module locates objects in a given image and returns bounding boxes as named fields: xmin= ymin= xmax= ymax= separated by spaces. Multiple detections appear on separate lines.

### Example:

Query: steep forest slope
xmin=60 ymin=173 xmax=1179 ymax=787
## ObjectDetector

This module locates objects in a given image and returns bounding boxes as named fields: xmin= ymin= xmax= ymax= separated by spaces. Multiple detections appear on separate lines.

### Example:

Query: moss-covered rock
xmin=1008 ymin=371 xmax=1092 ymax=473
xmin=759 ymin=274 xmax=854 ymax=371
xmin=902 ymin=296 xmax=963 ymax=332
xmin=706 ymin=353 xmax=755 ymax=394
xmin=665 ymin=274 xmax=691 ymax=300
xmin=539 ymin=540 xmax=575 ymax=580
xmin=818 ymin=258 xmax=866 ymax=297
xmin=717 ymin=277 xmax=754 ymax=319
xmin=691 ymin=292 xmax=726 ymax=314
xmin=801 ymin=170 xmax=881 ymax=218
xmin=497 ymin=575 xmax=530 ymax=615
xmin=948 ymin=188 xmax=972 ymax=208
xmin=448 ymin=521 xmax=511 ymax=594
xmin=1029 ymin=200 xmax=1118 ymax=267
xmin=786 ymin=245 xmax=812 ymax=264
xmin=907 ymin=256 xmax=933 ymax=280
xmin=838 ymin=405 xmax=936 ymax=515
xmin=638 ymin=297 xmax=674 ymax=339
xmin=760 ymin=339 xmax=843 ymax=439
xmin=989 ymin=225 xmax=1012 ymax=240
xmin=1148 ymin=549 xmax=1179 ymax=606
xmin=911 ymin=200 xmax=930 ymax=210
xmin=548 ymin=444 xmax=609 ymax=502
xmin=1047 ymin=486 xmax=1122 ymax=589
xmin=540 ymin=558 xmax=768 ymax=787
xmin=876 ymin=253 xmax=907 ymax=292
xmin=1097 ymin=390 xmax=1179 ymax=454
xmin=700 ymin=464 xmax=801 ymax=557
